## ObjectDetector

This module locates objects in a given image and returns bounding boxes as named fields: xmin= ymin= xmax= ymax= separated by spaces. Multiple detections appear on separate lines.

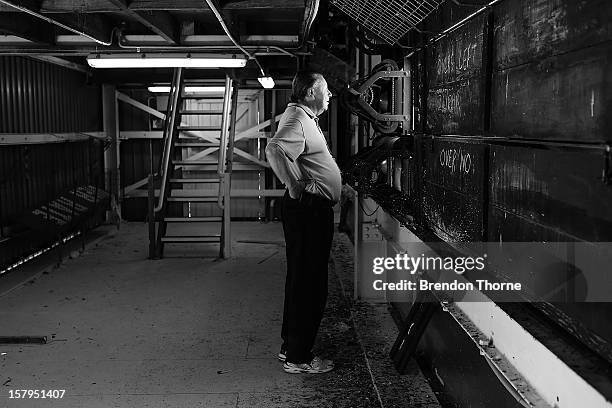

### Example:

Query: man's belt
xmin=298 ymin=191 xmax=335 ymax=208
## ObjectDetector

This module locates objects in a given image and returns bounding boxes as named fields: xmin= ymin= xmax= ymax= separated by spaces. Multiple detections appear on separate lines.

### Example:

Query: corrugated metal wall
xmin=0 ymin=56 xmax=104 ymax=228
xmin=0 ymin=56 xmax=101 ymax=133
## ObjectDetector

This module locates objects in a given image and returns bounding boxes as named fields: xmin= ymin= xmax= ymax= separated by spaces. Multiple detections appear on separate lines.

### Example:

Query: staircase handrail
xmin=154 ymin=67 xmax=184 ymax=213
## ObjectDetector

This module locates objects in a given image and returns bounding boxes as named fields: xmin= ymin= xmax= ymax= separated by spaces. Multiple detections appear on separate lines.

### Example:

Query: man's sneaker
xmin=283 ymin=356 xmax=334 ymax=374
xmin=278 ymin=349 xmax=286 ymax=362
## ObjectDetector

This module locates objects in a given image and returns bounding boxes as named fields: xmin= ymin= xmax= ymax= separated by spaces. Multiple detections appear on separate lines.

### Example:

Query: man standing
xmin=265 ymin=71 xmax=342 ymax=374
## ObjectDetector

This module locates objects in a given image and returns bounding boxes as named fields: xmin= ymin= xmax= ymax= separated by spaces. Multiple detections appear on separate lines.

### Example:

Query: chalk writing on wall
xmin=436 ymin=42 xmax=480 ymax=79
xmin=439 ymin=148 xmax=473 ymax=175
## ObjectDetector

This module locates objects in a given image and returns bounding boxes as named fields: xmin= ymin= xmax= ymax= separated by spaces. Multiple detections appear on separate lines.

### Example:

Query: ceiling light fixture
xmin=148 ymin=86 xmax=226 ymax=93
xmin=87 ymin=53 xmax=248 ymax=68
xmin=257 ymin=76 xmax=275 ymax=89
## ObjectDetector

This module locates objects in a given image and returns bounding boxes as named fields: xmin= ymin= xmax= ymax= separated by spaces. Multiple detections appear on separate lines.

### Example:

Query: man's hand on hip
xmin=289 ymin=180 xmax=306 ymax=200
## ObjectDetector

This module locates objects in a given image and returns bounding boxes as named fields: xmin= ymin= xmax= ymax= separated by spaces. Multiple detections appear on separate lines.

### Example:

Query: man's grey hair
xmin=290 ymin=71 xmax=324 ymax=103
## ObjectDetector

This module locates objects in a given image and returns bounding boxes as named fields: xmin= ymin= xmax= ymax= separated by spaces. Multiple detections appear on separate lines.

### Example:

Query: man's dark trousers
xmin=280 ymin=191 xmax=334 ymax=364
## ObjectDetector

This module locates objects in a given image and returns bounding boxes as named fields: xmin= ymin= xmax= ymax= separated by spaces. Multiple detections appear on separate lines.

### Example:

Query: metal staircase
xmin=148 ymin=68 xmax=237 ymax=259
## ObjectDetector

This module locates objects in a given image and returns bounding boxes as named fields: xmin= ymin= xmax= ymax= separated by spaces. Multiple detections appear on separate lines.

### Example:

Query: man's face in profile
xmin=309 ymin=77 xmax=332 ymax=116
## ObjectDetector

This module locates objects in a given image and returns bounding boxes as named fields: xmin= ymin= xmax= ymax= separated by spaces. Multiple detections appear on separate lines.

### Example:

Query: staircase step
xmin=178 ymin=136 xmax=218 ymax=140
xmin=178 ymin=126 xmax=222 ymax=131
xmin=175 ymin=143 xmax=219 ymax=147
xmin=169 ymin=178 xmax=221 ymax=184
xmin=173 ymin=160 xmax=218 ymax=165
xmin=180 ymin=110 xmax=223 ymax=115
xmin=168 ymin=197 xmax=218 ymax=203
xmin=164 ymin=216 xmax=222 ymax=222
xmin=161 ymin=235 xmax=221 ymax=243
xmin=174 ymin=163 xmax=260 ymax=171
xmin=181 ymin=95 xmax=224 ymax=100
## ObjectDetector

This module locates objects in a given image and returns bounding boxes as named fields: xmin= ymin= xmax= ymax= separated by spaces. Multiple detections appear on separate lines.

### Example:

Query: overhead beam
xmin=1 ymin=0 xmax=38 ymax=10
xmin=40 ymin=0 xmax=121 ymax=13
xmin=0 ymin=0 xmax=113 ymax=45
xmin=130 ymin=11 xmax=178 ymax=44
xmin=0 ymin=12 xmax=55 ymax=44
xmin=133 ymin=0 xmax=305 ymax=11
xmin=222 ymin=0 xmax=305 ymax=9
xmin=29 ymin=55 xmax=90 ymax=73
xmin=107 ymin=0 xmax=178 ymax=44
xmin=41 ymin=0 xmax=206 ymax=12
xmin=40 ymin=0 xmax=305 ymax=12
xmin=126 ymin=0 xmax=208 ymax=11
xmin=51 ymin=13 xmax=114 ymax=45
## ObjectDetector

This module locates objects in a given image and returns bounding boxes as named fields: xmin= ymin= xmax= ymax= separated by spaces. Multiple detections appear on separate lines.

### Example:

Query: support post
xmin=148 ymin=174 xmax=155 ymax=259
xmin=226 ymin=83 xmax=239 ymax=173
xmin=102 ymin=84 xmax=121 ymax=225
xmin=220 ymin=173 xmax=231 ymax=259
xmin=265 ymin=90 xmax=277 ymax=220
xmin=218 ymin=76 xmax=233 ymax=175
xmin=220 ymin=83 xmax=239 ymax=259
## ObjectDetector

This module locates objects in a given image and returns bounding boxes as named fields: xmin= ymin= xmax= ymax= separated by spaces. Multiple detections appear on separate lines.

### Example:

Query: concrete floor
xmin=0 ymin=222 xmax=440 ymax=408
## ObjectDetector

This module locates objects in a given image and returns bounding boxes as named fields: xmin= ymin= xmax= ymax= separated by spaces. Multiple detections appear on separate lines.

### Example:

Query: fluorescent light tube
xmin=258 ymin=76 xmax=275 ymax=89
xmin=87 ymin=53 xmax=247 ymax=68
xmin=148 ymin=86 xmax=226 ymax=93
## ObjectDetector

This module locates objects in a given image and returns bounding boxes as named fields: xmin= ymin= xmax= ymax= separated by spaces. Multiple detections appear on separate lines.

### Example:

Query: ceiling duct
xmin=330 ymin=0 xmax=444 ymax=44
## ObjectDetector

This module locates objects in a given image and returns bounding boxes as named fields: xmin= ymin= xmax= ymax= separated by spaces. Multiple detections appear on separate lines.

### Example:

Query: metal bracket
xmin=355 ymin=70 xmax=410 ymax=94
xmin=355 ymin=70 xmax=410 ymax=127
xmin=390 ymin=292 xmax=437 ymax=374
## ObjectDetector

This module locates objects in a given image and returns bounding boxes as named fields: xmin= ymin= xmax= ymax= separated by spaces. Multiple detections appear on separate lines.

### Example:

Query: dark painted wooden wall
xmin=415 ymin=0 xmax=612 ymax=243
xmin=409 ymin=0 xmax=612 ymax=364
xmin=491 ymin=0 xmax=612 ymax=141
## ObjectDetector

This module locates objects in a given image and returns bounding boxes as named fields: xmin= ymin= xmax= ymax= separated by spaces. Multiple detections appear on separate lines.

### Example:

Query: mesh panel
xmin=331 ymin=0 xmax=444 ymax=44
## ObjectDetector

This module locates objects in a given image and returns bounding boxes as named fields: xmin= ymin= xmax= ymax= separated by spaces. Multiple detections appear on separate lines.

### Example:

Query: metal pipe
xmin=0 ymin=0 xmax=113 ymax=46
xmin=487 ymin=137 xmax=610 ymax=152
xmin=254 ymin=46 xmax=300 ymax=71
xmin=0 ymin=46 xmax=306 ymax=57
xmin=423 ymin=133 xmax=611 ymax=151
xmin=202 ymin=0 xmax=266 ymax=77
xmin=114 ymin=34 xmax=299 ymax=70
xmin=300 ymin=0 xmax=320 ymax=48
xmin=432 ymin=0 xmax=504 ymax=42
xmin=404 ymin=0 xmax=506 ymax=57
